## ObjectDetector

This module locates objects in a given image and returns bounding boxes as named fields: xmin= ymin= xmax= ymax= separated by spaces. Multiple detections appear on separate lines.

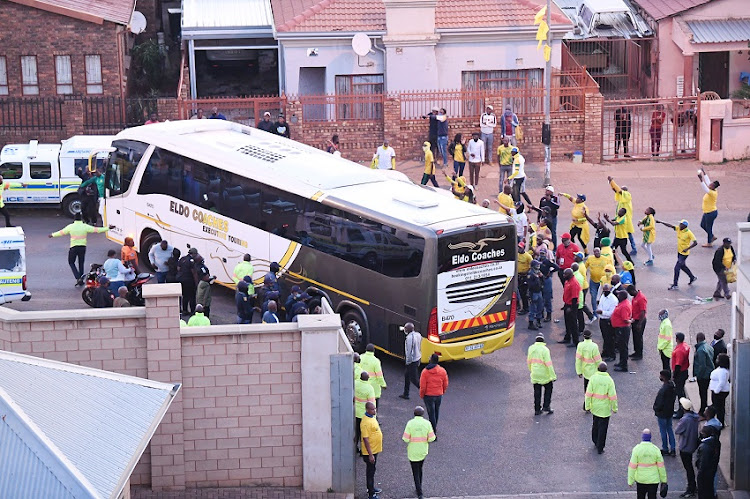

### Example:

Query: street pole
xmin=542 ymin=0 xmax=552 ymax=186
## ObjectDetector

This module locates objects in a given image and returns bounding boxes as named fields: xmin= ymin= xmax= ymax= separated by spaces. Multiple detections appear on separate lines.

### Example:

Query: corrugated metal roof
xmin=182 ymin=0 xmax=274 ymax=30
xmin=0 ymin=351 xmax=179 ymax=499
xmin=686 ymin=18 xmax=750 ymax=43
xmin=6 ymin=0 xmax=136 ymax=25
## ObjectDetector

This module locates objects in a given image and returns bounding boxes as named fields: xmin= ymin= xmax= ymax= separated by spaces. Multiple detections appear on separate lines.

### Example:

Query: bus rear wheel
xmin=139 ymin=231 xmax=162 ymax=273
xmin=343 ymin=310 xmax=368 ymax=353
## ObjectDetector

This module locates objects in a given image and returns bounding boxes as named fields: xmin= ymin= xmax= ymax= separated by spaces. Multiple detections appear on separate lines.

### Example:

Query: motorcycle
xmin=81 ymin=263 xmax=153 ymax=307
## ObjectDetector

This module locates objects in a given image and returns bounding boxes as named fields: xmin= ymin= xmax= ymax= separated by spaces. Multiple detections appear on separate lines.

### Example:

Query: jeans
xmin=673 ymin=253 xmax=695 ymax=286
xmin=548 ymin=216 xmax=558 ymax=248
xmin=481 ymin=132 xmax=494 ymax=163
xmin=616 ymin=326 xmax=631 ymax=368
xmin=437 ymin=135 xmax=449 ymax=165
xmin=499 ymin=165 xmax=512 ymax=189
xmin=592 ymin=415 xmax=610 ymax=452
xmin=542 ymin=278 xmax=553 ymax=315
xmin=589 ymin=281 xmax=600 ymax=315
xmin=420 ymin=173 xmax=439 ymax=187
xmin=600 ymin=319 xmax=615 ymax=358
xmin=714 ymin=270 xmax=730 ymax=297
xmin=657 ymin=416 xmax=675 ymax=451
xmin=628 ymin=232 xmax=637 ymax=252
xmin=361 ymin=453 xmax=378 ymax=497
xmin=636 ymin=482 xmax=658 ymax=499
xmin=529 ymin=291 xmax=543 ymax=321
xmin=533 ymin=382 xmax=553 ymax=411
xmin=674 ymin=369 xmax=688 ymax=417
xmin=453 ymin=160 xmax=465 ymax=177
xmin=711 ymin=391 xmax=729 ymax=426
xmin=410 ymin=460 xmax=424 ymax=497
xmin=632 ymin=318 xmax=646 ymax=356
xmin=403 ymin=361 xmax=420 ymax=397
xmin=423 ymin=395 xmax=442 ymax=432
xmin=681 ymin=451 xmax=697 ymax=493
xmin=697 ymin=378 xmax=710 ymax=415
xmin=155 ymin=271 xmax=168 ymax=283
xmin=700 ymin=210 xmax=718 ymax=244
xmin=108 ymin=280 xmax=124 ymax=296
xmin=68 ymin=246 xmax=87 ymax=280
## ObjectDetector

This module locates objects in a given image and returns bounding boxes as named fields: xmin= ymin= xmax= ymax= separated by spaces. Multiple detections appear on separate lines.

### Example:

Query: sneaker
xmin=668 ymin=450 xmax=676 ymax=457
xmin=535 ymin=410 xmax=543 ymax=415
xmin=689 ymin=276 xmax=698 ymax=285
xmin=543 ymin=407 xmax=554 ymax=414
xmin=536 ymin=319 xmax=543 ymax=328
xmin=543 ymin=313 xmax=552 ymax=322
xmin=668 ymin=284 xmax=679 ymax=290
xmin=528 ymin=322 xmax=538 ymax=330
xmin=660 ymin=449 xmax=669 ymax=455
xmin=630 ymin=249 xmax=637 ymax=255
xmin=680 ymin=491 xmax=696 ymax=497
xmin=373 ymin=488 xmax=382 ymax=494
xmin=398 ymin=394 xmax=410 ymax=400
xmin=644 ymin=259 xmax=653 ymax=266
xmin=587 ymin=316 xmax=598 ymax=325
xmin=629 ymin=354 xmax=643 ymax=360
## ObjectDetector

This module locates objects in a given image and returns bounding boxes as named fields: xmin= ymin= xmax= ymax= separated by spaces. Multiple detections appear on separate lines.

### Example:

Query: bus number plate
xmin=465 ymin=343 xmax=484 ymax=352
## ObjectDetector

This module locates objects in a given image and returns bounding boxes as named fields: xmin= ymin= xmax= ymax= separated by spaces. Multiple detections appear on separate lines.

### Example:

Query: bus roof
xmin=114 ymin=120 xmax=512 ymax=230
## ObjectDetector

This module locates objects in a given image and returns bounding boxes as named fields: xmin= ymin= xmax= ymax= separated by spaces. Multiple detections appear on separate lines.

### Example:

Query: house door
xmin=699 ymin=52 xmax=729 ymax=98
xmin=299 ymin=67 xmax=326 ymax=121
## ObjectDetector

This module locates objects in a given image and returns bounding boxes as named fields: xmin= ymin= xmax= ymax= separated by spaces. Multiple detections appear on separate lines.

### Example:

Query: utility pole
xmin=542 ymin=0 xmax=552 ymax=186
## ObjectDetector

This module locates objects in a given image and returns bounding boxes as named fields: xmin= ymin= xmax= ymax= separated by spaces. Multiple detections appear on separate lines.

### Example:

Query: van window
xmin=0 ymin=249 xmax=23 ymax=272
xmin=0 ymin=163 xmax=22 ymax=180
xmin=29 ymin=162 xmax=51 ymax=179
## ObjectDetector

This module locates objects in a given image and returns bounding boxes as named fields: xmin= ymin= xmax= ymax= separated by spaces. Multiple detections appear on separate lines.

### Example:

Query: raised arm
xmin=698 ymin=169 xmax=711 ymax=192
xmin=655 ymin=219 xmax=675 ymax=229
xmin=607 ymin=176 xmax=621 ymax=193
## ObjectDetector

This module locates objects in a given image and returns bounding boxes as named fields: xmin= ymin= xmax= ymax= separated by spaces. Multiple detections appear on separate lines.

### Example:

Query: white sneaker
xmin=587 ymin=316 xmax=598 ymax=325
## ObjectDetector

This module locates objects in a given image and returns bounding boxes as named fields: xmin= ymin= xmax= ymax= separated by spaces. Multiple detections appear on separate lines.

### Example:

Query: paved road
xmin=5 ymin=157 xmax=747 ymax=498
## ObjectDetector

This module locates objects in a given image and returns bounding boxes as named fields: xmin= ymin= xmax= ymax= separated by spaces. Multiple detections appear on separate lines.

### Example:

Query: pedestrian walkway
xmin=132 ymin=487 xmax=350 ymax=499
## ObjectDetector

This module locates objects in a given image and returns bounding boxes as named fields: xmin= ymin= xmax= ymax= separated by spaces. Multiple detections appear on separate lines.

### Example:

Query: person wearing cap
xmin=480 ymin=105 xmax=497 ymax=165
xmin=436 ymin=108 xmax=449 ymax=167
xmin=560 ymin=268 xmax=582 ymax=346
xmin=536 ymin=186 xmax=560 ymax=247
xmin=627 ymin=285 xmax=647 ymax=360
xmin=576 ymin=330 xmax=602 ymax=407
xmin=571 ymin=263 xmax=591 ymax=334
xmin=420 ymin=141 xmax=439 ymax=187
xmin=194 ymin=255 xmax=213 ymax=318
xmin=422 ymin=107 xmax=440 ymax=157
xmin=585 ymin=361 xmax=617 ymax=454
xmin=672 ymin=333 xmax=690 ymax=419
xmin=697 ymin=167 xmax=719 ymax=247
xmin=236 ymin=280 xmax=254 ymax=324
xmin=443 ymin=169 xmax=471 ymax=202
xmin=176 ymin=247 xmax=199 ymax=316
xmin=653 ymin=369 xmax=677 ymax=456
xmin=372 ymin=139 xmax=396 ymax=170
xmin=627 ymin=429 xmax=668 ymax=497
xmin=284 ymin=285 xmax=304 ymax=317
xmin=265 ymin=262 xmax=281 ymax=291
xmin=695 ymin=425 xmax=721 ymax=499
xmin=257 ymin=111 xmax=274 ymax=133
xmin=603 ymin=207 xmax=633 ymax=264
xmin=496 ymin=137 xmax=514 ymax=187
xmin=466 ymin=132 xmax=485 ymax=187
xmin=400 ymin=323 xmax=422 ymax=400
xmin=560 ymin=192 xmax=590 ymax=254
xmin=187 ymin=304 xmax=211 ymax=326
xmin=599 ymin=237 xmax=616 ymax=269
xmin=611 ymin=290 xmax=633 ymax=372
xmin=556 ymin=233 xmax=580 ymax=283
xmin=608 ymin=177 xmax=638 ymax=254
xmin=500 ymin=105 xmax=519 ymax=145
xmin=273 ymin=114 xmax=290 ymax=138
xmin=527 ymin=259 xmax=544 ymax=330
xmin=508 ymin=147 xmax=532 ymax=205
xmin=527 ymin=333 xmax=556 ymax=415
xmin=402 ymin=405 xmax=436 ymax=499
xmin=675 ymin=397 xmax=700 ymax=497
xmin=712 ymin=237 xmax=735 ymax=299
xmin=288 ymin=292 xmax=310 ymax=322
xmin=596 ymin=283 xmax=618 ymax=361
xmin=656 ymin=219 xmax=697 ymax=291
xmin=638 ymin=207 xmax=657 ymax=265
xmin=92 ymin=276 xmax=114 ymax=308
xmin=574 ymin=252 xmax=596 ymax=324
xmin=232 ymin=253 xmax=254 ymax=286
xmin=657 ymin=309 xmax=673 ymax=371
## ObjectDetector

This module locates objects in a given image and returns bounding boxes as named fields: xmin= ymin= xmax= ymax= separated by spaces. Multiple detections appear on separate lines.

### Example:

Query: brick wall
xmin=0 ymin=2 xmax=125 ymax=99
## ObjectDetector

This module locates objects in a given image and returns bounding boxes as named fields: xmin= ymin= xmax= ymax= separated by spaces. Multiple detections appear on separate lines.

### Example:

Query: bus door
xmin=105 ymin=140 xmax=147 ymax=243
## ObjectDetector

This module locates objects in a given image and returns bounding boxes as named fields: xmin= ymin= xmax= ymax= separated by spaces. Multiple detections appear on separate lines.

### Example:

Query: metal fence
xmin=602 ymin=96 xmax=700 ymax=161
xmin=0 ymin=97 xmax=64 ymax=130
xmin=299 ymin=93 xmax=384 ymax=122
xmin=83 ymin=97 xmax=159 ymax=131
xmin=179 ymin=96 xmax=286 ymax=127
xmin=732 ymin=99 xmax=750 ymax=119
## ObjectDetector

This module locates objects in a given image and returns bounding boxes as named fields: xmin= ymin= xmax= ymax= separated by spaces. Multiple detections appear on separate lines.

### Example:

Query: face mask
xmin=473 ymin=137 xmax=479 ymax=142
xmin=603 ymin=291 xmax=610 ymax=296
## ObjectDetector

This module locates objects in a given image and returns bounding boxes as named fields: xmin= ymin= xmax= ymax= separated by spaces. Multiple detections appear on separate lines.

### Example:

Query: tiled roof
xmin=631 ymin=0 xmax=711 ymax=21
xmin=7 ymin=0 xmax=136 ymax=25
xmin=686 ymin=18 xmax=750 ymax=43
xmin=272 ymin=0 xmax=570 ymax=33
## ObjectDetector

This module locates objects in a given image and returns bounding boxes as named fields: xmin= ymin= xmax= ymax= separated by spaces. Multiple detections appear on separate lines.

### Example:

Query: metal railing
xmin=298 ymin=93 xmax=384 ymax=122
xmin=0 ymin=97 xmax=64 ymax=130
xmin=83 ymin=97 xmax=159 ymax=131
xmin=179 ymin=95 xmax=287 ymax=127
xmin=732 ymin=99 xmax=750 ymax=119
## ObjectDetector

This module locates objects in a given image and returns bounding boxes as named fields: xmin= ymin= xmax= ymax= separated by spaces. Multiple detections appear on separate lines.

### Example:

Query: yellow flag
xmin=534 ymin=5 xmax=547 ymax=25
xmin=538 ymin=39 xmax=543 ymax=49
xmin=544 ymin=44 xmax=552 ymax=62
xmin=536 ymin=20 xmax=549 ymax=41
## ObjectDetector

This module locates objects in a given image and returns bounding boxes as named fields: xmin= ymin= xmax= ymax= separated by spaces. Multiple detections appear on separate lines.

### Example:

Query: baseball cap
xmin=723 ymin=237 xmax=732 ymax=244
xmin=577 ymin=193 xmax=587 ymax=201
xmin=188 ymin=247 xmax=198 ymax=255
xmin=679 ymin=219 xmax=689 ymax=227
xmin=680 ymin=398 xmax=693 ymax=411
xmin=623 ymin=261 xmax=634 ymax=270
xmin=511 ymin=147 xmax=519 ymax=153
xmin=562 ymin=232 xmax=571 ymax=239
xmin=423 ymin=141 xmax=431 ymax=148
xmin=575 ymin=252 xmax=584 ymax=259
xmin=531 ymin=259 xmax=541 ymax=268
xmin=291 ymin=285 xmax=301 ymax=293
xmin=545 ymin=185 xmax=555 ymax=192
xmin=263 ymin=111 xmax=271 ymax=117
xmin=601 ymin=237 xmax=611 ymax=246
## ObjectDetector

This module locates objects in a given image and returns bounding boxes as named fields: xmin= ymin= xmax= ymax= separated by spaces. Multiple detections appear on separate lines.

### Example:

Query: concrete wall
xmin=731 ymin=222 xmax=750 ymax=490
xmin=0 ymin=284 xmax=350 ymax=494
xmin=698 ymin=99 xmax=750 ymax=163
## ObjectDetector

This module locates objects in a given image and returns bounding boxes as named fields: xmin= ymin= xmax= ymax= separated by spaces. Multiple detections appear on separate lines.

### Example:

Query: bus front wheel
xmin=139 ymin=231 xmax=162 ymax=273
xmin=343 ymin=310 xmax=368 ymax=353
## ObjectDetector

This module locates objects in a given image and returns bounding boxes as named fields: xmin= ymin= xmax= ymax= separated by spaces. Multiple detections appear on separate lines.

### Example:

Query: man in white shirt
xmin=399 ymin=323 xmax=422 ymax=400
xmin=480 ymin=105 xmax=497 ymax=165
xmin=508 ymin=147 xmax=532 ymax=205
xmin=373 ymin=139 xmax=396 ymax=170
xmin=596 ymin=283 xmax=619 ymax=361
xmin=466 ymin=132 xmax=485 ymax=187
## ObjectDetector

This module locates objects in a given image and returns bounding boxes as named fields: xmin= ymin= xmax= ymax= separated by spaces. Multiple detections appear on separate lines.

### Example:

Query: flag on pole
xmin=534 ymin=5 xmax=547 ymax=25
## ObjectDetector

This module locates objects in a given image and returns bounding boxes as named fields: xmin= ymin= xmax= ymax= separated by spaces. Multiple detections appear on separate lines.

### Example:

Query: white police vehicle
xmin=0 ymin=227 xmax=31 ymax=304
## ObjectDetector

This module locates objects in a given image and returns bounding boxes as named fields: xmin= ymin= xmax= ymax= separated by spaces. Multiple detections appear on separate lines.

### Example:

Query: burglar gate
xmin=602 ymin=96 xmax=700 ymax=161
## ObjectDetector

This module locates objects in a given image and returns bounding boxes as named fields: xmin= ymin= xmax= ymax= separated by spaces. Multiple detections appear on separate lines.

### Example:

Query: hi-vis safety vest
xmin=402 ymin=416 xmax=436 ymax=462
xmin=51 ymin=220 xmax=107 ymax=247
xmin=575 ymin=339 xmax=602 ymax=380
xmin=527 ymin=342 xmax=556 ymax=385
xmin=232 ymin=261 xmax=255 ymax=285
xmin=354 ymin=378 xmax=375 ymax=419
xmin=360 ymin=351 xmax=387 ymax=398
xmin=628 ymin=441 xmax=667 ymax=485
xmin=657 ymin=318 xmax=673 ymax=358
xmin=584 ymin=371 xmax=618 ymax=417
xmin=354 ymin=363 xmax=363 ymax=381
xmin=0 ymin=182 xmax=22 ymax=208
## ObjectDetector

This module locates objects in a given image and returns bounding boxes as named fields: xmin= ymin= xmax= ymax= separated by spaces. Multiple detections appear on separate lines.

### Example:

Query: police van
xmin=0 ymin=227 xmax=31 ymax=304
xmin=0 ymin=135 xmax=115 ymax=217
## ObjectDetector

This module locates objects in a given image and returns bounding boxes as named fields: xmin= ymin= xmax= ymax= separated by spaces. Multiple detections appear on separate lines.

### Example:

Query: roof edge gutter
xmin=276 ymin=31 xmax=387 ymax=40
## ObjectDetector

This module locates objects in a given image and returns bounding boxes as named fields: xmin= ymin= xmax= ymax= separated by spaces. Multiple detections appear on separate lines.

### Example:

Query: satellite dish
xmin=130 ymin=11 xmax=147 ymax=34
xmin=352 ymin=33 xmax=372 ymax=57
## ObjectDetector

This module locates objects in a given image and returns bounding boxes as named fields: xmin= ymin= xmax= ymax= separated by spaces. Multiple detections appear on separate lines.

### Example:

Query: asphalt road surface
xmin=5 ymin=158 xmax=746 ymax=498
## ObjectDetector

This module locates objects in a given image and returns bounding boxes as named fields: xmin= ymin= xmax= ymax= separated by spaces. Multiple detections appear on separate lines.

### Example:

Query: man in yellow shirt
xmin=697 ymin=168 xmax=719 ymax=247
xmin=608 ymin=177 xmax=637 ymax=254
xmin=496 ymin=137 xmax=514 ymax=189
xmin=420 ymin=142 xmax=439 ymax=187
xmin=587 ymin=246 xmax=609 ymax=316
xmin=638 ymin=207 xmax=656 ymax=266
xmin=712 ymin=237 xmax=736 ymax=299
xmin=603 ymin=208 xmax=633 ymax=263
xmin=517 ymin=242 xmax=533 ymax=315
xmin=496 ymin=183 xmax=514 ymax=216
xmin=361 ymin=402 xmax=383 ymax=499
xmin=656 ymin=219 xmax=697 ymax=290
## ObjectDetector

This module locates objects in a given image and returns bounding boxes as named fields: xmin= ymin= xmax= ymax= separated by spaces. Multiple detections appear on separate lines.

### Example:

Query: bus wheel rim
xmin=346 ymin=320 xmax=362 ymax=345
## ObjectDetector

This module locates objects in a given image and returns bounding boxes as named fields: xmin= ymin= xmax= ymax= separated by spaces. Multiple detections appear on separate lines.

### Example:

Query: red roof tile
xmin=7 ymin=0 xmax=136 ymax=25
xmin=272 ymin=0 xmax=570 ymax=33
xmin=632 ymin=0 xmax=711 ymax=21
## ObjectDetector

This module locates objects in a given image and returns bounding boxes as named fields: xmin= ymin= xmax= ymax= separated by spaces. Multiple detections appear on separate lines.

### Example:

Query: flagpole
xmin=543 ymin=0 xmax=552 ymax=186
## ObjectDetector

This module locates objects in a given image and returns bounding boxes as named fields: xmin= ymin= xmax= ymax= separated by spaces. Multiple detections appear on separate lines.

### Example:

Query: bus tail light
xmin=427 ymin=307 xmax=440 ymax=343
xmin=508 ymin=293 xmax=517 ymax=328
xmin=22 ymin=275 xmax=26 ymax=291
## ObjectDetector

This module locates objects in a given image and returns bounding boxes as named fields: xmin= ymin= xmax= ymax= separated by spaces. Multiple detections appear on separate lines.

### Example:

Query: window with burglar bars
xmin=21 ymin=56 xmax=39 ymax=95
xmin=85 ymin=55 xmax=103 ymax=94
xmin=462 ymin=69 xmax=543 ymax=114
xmin=0 ymin=57 xmax=7 ymax=95
xmin=334 ymin=74 xmax=384 ymax=120
xmin=55 ymin=55 xmax=73 ymax=95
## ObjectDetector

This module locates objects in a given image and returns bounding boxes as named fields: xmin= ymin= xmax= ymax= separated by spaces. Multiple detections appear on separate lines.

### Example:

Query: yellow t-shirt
xmin=497 ymin=193 xmax=514 ymax=215
xmin=722 ymin=248 xmax=733 ymax=269
xmin=454 ymin=143 xmax=466 ymax=163
xmin=518 ymin=251 xmax=532 ymax=274
xmin=613 ymin=215 xmax=628 ymax=239
xmin=497 ymin=145 xmax=513 ymax=166
xmin=641 ymin=214 xmax=656 ymax=244
xmin=677 ymin=228 xmax=696 ymax=255
xmin=571 ymin=203 xmax=588 ymax=227
xmin=599 ymin=246 xmax=615 ymax=268
xmin=702 ymin=190 xmax=718 ymax=213
xmin=424 ymin=150 xmax=435 ymax=175
xmin=586 ymin=255 xmax=609 ymax=283
xmin=578 ymin=260 xmax=589 ymax=289
xmin=360 ymin=415 xmax=383 ymax=455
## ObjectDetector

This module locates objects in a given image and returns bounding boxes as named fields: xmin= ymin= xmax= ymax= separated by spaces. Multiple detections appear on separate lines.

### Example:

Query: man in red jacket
xmin=611 ymin=290 xmax=633 ymax=372
xmin=559 ymin=268 xmax=582 ymax=346
xmin=628 ymin=285 xmax=648 ymax=360
xmin=420 ymin=354 xmax=449 ymax=437
xmin=556 ymin=233 xmax=580 ymax=283
xmin=672 ymin=332 xmax=690 ymax=418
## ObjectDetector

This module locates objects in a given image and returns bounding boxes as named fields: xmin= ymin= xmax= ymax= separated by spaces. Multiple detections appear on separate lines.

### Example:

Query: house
xmin=0 ymin=0 xmax=138 ymax=99
xmin=0 ymin=350 xmax=179 ymax=498
xmin=630 ymin=0 xmax=750 ymax=98
xmin=271 ymin=0 xmax=572 ymax=97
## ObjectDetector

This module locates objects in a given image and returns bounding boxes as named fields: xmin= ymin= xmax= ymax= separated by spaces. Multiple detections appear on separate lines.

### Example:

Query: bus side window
xmin=138 ymin=148 xmax=183 ymax=199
